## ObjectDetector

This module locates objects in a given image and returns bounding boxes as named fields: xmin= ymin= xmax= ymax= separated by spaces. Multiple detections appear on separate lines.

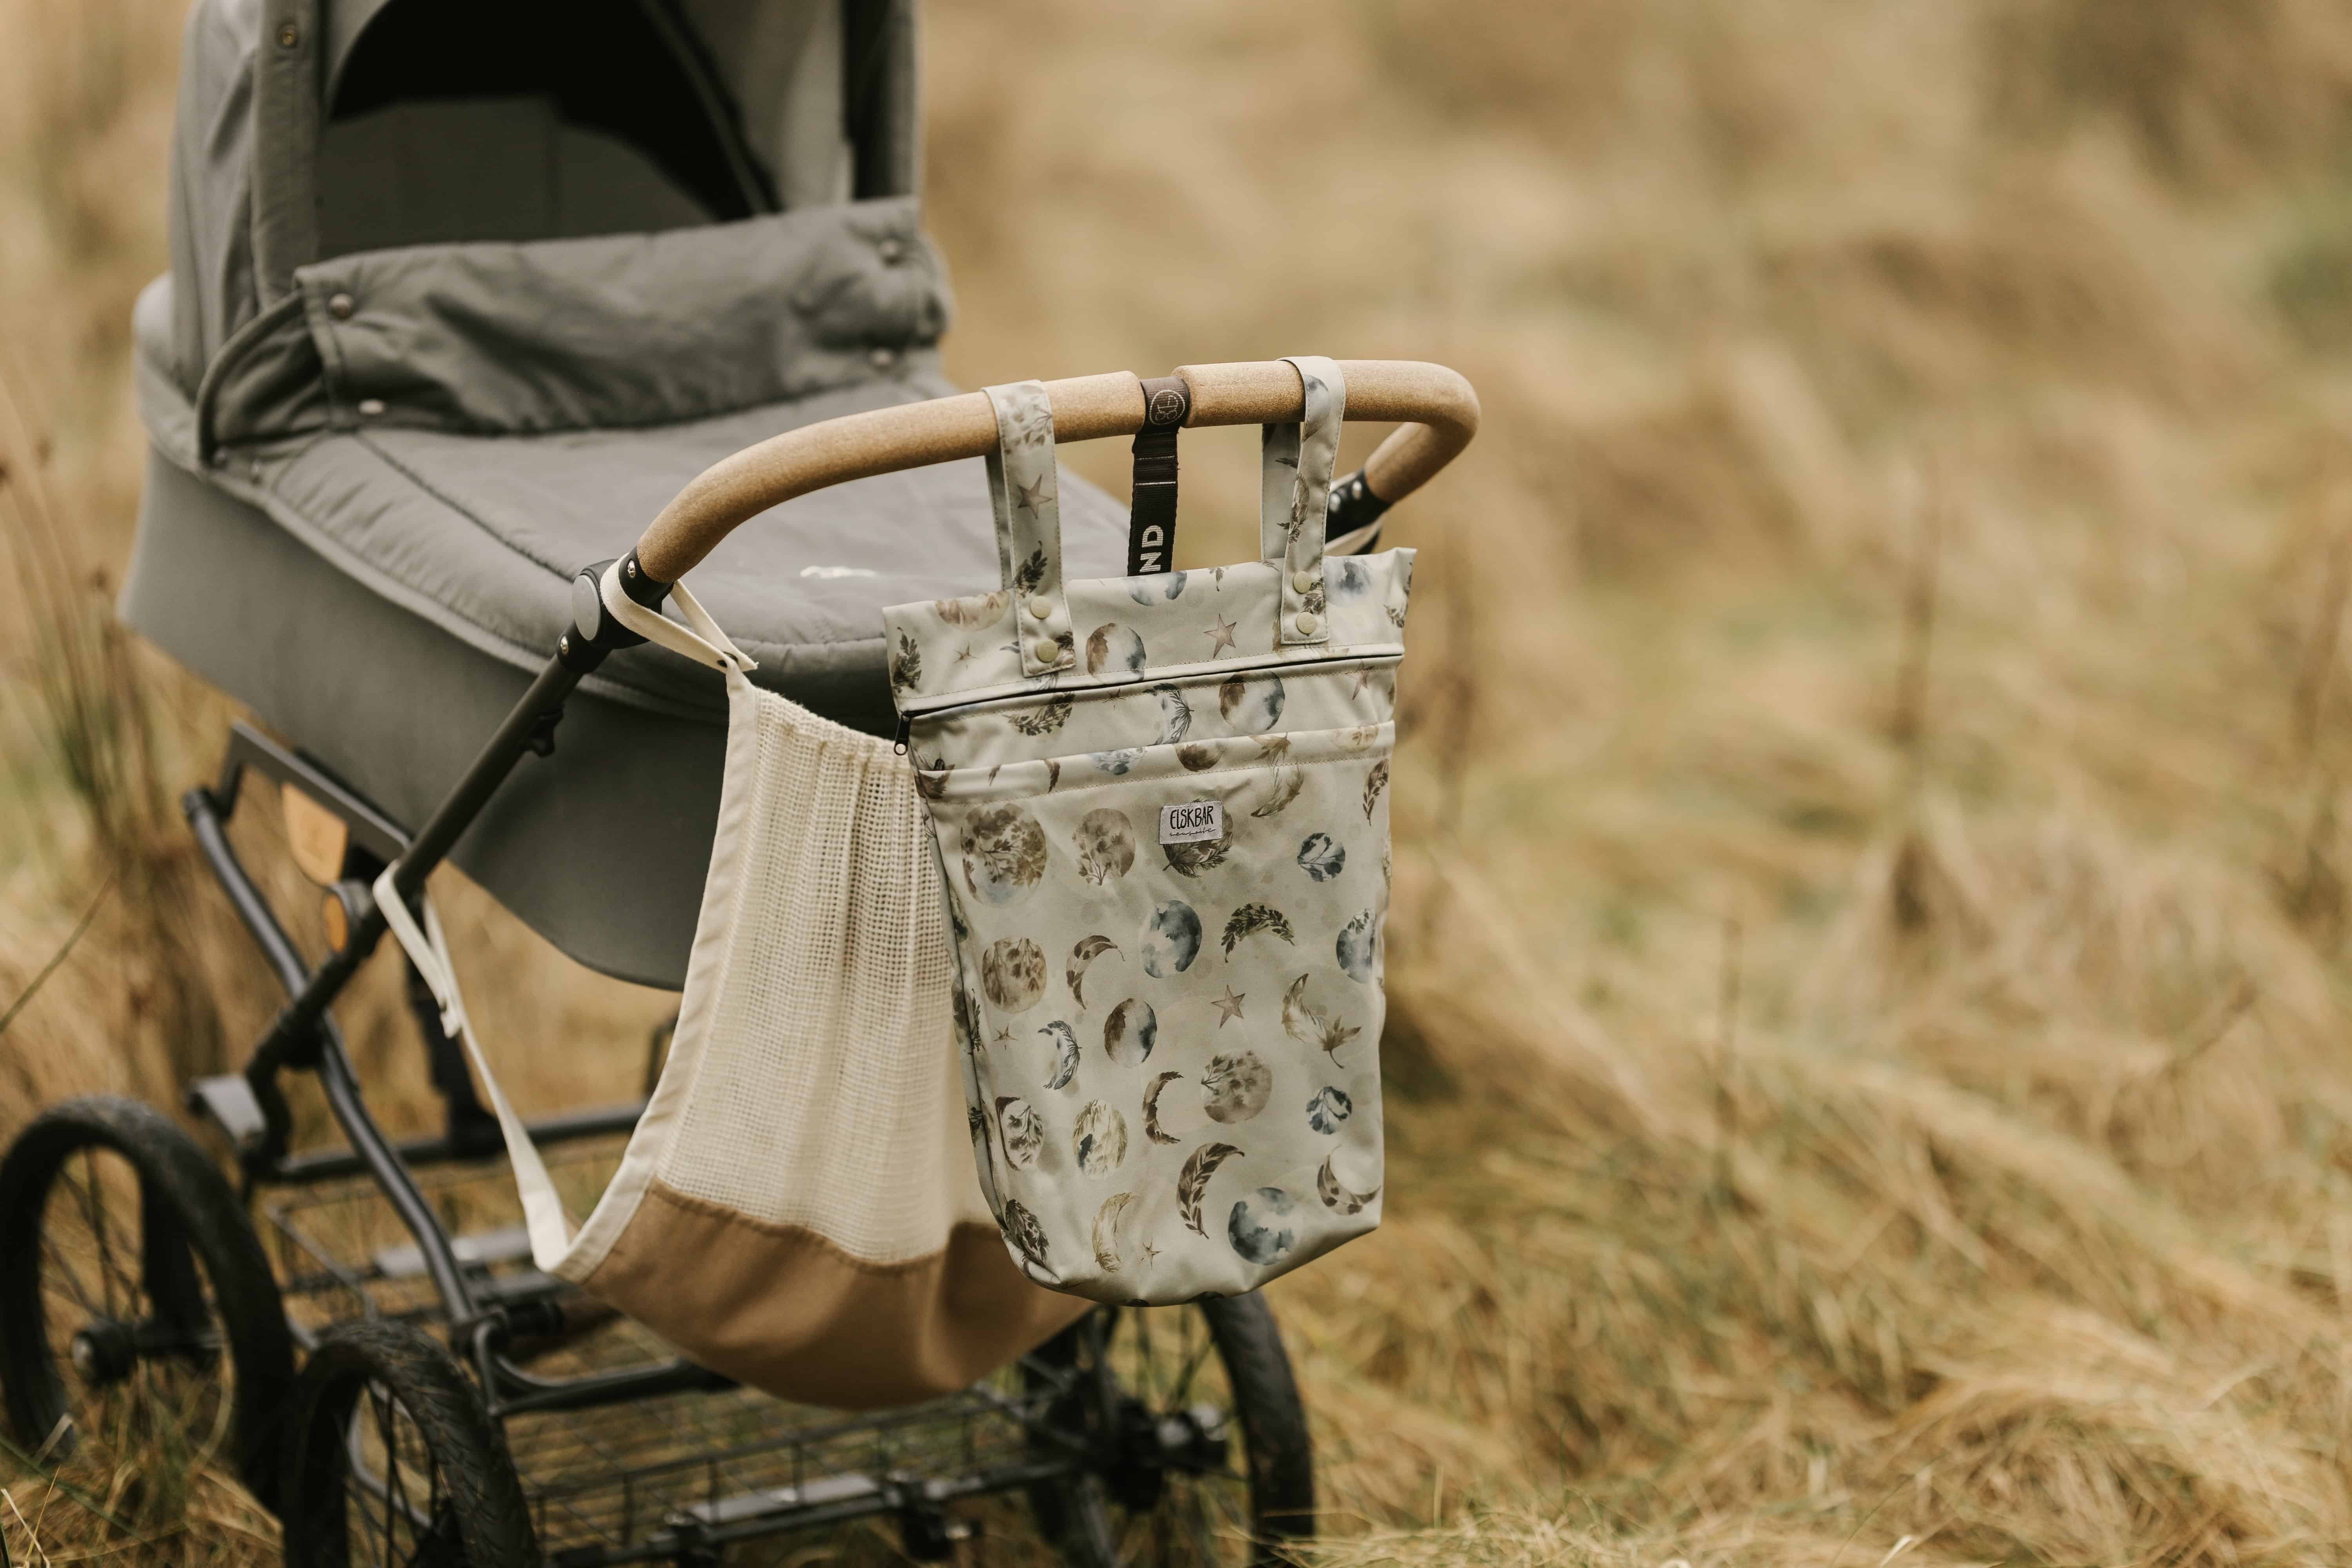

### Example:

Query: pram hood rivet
xmin=869 ymin=346 xmax=898 ymax=368
xmin=327 ymin=292 xmax=354 ymax=320
xmin=356 ymin=398 xmax=385 ymax=417
xmin=275 ymin=21 xmax=297 ymax=47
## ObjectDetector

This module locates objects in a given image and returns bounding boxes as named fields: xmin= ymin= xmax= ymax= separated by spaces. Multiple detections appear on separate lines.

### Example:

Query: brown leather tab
xmin=281 ymin=783 xmax=350 ymax=886
xmin=1140 ymin=375 xmax=1190 ymax=429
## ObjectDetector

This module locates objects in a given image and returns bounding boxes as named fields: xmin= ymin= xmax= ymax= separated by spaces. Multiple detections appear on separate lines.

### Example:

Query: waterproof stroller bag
xmin=884 ymin=359 xmax=1407 ymax=1303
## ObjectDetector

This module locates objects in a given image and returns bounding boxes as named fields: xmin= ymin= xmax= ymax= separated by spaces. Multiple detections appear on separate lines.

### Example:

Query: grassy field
xmin=11 ymin=0 xmax=2352 ymax=1562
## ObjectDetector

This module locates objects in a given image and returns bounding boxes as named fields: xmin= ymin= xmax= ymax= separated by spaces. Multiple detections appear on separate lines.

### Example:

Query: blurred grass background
xmin=13 ymin=0 xmax=2352 ymax=1561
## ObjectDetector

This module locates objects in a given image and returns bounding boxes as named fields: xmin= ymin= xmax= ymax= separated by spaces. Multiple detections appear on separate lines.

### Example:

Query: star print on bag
xmin=884 ymin=361 xmax=1401 ymax=1305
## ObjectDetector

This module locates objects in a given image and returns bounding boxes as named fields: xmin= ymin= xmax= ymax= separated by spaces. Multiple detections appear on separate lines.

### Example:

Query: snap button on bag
xmin=882 ymin=357 xmax=1410 ymax=1303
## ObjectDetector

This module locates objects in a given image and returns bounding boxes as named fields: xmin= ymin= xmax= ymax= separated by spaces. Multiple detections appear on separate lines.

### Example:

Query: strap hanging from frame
xmin=1127 ymin=376 xmax=1190 ymax=577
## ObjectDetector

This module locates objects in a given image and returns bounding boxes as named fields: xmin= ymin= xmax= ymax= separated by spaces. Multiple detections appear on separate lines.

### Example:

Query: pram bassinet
xmin=121 ymin=0 xmax=1130 ymax=988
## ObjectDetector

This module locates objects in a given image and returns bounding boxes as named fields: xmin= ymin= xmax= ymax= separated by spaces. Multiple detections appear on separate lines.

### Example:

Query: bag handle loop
xmin=1260 ymin=356 xmax=1345 ymax=646
xmin=981 ymin=381 xmax=1076 ymax=677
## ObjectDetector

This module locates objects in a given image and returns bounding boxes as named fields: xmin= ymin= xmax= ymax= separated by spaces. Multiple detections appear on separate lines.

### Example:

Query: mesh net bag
xmin=384 ymin=632 xmax=1085 ymax=1410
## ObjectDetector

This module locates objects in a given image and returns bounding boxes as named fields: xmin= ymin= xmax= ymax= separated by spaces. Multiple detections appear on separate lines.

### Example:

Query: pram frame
xmin=134 ymin=357 xmax=1470 ymax=1559
xmin=210 ymin=356 xmax=1476 ymax=1205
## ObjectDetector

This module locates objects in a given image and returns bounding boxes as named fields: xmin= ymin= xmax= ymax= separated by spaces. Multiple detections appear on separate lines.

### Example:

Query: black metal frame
xmin=167 ymin=560 xmax=1136 ymax=1562
xmin=181 ymin=579 xmax=708 ymax=1392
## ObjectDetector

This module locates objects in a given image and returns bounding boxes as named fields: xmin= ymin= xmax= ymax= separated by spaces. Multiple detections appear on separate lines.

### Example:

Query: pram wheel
xmin=1026 ymin=1296 xmax=1313 ymax=1566
xmin=280 ymin=1319 xmax=537 ymax=1568
xmin=0 ymin=1094 xmax=296 ymax=1509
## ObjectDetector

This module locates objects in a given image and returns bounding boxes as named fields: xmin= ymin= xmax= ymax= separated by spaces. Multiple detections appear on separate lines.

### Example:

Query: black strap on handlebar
xmin=1127 ymin=376 xmax=1190 ymax=576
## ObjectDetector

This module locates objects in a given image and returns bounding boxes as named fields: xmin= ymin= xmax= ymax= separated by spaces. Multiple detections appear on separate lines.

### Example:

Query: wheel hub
xmin=1099 ymin=1397 xmax=1233 ymax=1510
xmin=1154 ymin=1401 xmax=1232 ymax=1473
xmin=68 ymin=1319 xmax=137 ymax=1387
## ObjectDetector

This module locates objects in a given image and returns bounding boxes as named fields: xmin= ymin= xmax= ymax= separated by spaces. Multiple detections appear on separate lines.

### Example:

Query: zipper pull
xmin=892 ymin=711 xmax=912 ymax=756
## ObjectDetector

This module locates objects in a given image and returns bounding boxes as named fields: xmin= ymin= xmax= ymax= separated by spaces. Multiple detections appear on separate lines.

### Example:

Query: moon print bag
xmin=882 ymin=356 xmax=1405 ymax=1303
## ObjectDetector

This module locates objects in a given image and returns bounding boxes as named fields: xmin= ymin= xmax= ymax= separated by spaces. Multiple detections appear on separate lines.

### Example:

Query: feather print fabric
xmin=886 ymin=366 xmax=1401 ymax=1303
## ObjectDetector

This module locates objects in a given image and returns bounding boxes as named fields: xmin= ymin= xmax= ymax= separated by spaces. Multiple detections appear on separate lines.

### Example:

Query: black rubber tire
xmin=280 ymin=1319 xmax=537 ymax=1568
xmin=0 ymin=1095 xmax=296 ymax=1509
xmin=1029 ymin=1294 xmax=1315 ymax=1566
xmin=1201 ymin=1293 xmax=1315 ymax=1545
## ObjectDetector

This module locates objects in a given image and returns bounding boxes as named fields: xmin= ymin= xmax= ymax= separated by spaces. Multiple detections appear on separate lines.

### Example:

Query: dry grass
xmin=11 ymin=0 xmax=2352 ymax=1562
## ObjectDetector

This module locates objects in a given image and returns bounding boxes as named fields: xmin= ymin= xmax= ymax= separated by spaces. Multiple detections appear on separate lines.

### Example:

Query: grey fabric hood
xmin=127 ymin=0 xmax=1067 ymax=737
xmin=189 ymin=196 xmax=951 ymax=452
xmin=160 ymin=0 xmax=920 ymax=400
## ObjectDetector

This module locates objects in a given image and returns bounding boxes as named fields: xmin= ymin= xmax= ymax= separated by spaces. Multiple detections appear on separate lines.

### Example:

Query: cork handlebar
xmin=632 ymin=358 xmax=1479 ymax=583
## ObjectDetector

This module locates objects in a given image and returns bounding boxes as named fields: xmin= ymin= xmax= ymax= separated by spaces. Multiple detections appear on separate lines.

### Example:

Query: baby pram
xmin=0 ymin=1 xmax=1475 ymax=1562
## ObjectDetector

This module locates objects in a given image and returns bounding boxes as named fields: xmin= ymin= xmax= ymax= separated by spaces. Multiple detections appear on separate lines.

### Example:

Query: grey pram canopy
xmin=121 ymin=0 xmax=1127 ymax=987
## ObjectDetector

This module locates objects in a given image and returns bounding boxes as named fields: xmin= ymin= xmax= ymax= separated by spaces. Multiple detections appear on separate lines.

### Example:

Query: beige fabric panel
xmin=587 ymin=1184 xmax=1091 ymax=1409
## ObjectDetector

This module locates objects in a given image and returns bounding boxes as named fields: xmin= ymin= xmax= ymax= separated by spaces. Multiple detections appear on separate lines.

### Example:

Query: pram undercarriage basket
xmin=0 ymin=0 xmax=1478 ymax=1561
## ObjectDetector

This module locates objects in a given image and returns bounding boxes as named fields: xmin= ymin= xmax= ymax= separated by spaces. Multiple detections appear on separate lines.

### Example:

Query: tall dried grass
xmin=11 ymin=0 xmax=2352 ymax=1563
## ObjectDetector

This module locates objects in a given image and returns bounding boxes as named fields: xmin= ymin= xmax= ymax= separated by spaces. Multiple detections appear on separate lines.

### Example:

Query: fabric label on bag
xmin=1159 ymin=800 xmax=1225 ymax=845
